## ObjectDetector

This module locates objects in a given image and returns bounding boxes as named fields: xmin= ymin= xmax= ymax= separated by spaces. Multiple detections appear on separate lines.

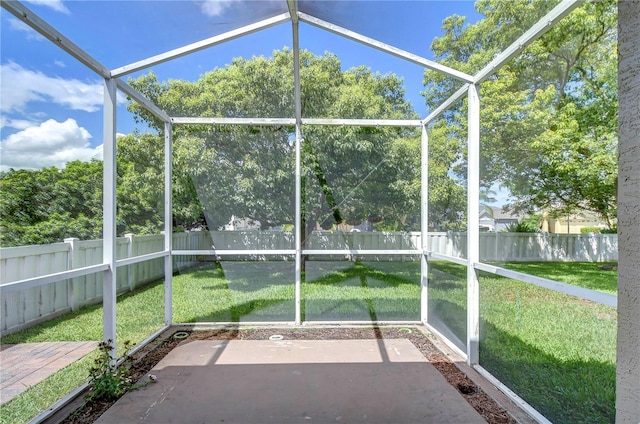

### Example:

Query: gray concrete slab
xmin=96 ymin=339 xmax=486 ymax=424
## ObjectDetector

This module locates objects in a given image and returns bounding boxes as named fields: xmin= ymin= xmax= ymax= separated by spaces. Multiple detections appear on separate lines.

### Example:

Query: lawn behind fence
xmin=0 ymin=260 xmax=617 ymax=424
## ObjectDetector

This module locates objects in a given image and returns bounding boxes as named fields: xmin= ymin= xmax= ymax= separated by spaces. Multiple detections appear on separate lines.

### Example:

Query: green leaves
xmin=0 ymin=161 xmax=103 ymax=246
xmin=423 ymin=0 xmax=618 ymax=228
xmin=87 ymin=340 xmax=134 ymax=402
xmin=126 ymin=49 xmax=421 ymax=233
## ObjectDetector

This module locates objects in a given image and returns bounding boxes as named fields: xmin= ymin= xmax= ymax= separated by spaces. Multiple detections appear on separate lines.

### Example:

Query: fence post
xmin=125 ymin=234 xmax=134 ymax=291
xmin=186 ymin=230 xmax=193 ymax=268
xmin=64 ymin=238 xmax=81 ymax=311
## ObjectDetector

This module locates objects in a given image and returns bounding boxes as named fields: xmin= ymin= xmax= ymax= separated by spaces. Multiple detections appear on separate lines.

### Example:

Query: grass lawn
xmin=1 ymin=260 xmax=616 ymax=424
xmin=0 ymin=282 xmax=166 ymax=424
xmin=428 ymin=261 xmax=616 ymax=424
xmin=498 ymin=261 xmax=618 ymax=294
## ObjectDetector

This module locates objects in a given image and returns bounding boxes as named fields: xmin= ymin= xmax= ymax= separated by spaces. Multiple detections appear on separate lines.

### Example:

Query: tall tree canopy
xmin=0 ymin=161 xmax=103 ymax=246
xmin=127 ymin=48 xmax=462 ymax=238
xmin=1 ymin=48 xmax=472 ymax=247
xmin=423 ymin=0 xmax=618 ymax=228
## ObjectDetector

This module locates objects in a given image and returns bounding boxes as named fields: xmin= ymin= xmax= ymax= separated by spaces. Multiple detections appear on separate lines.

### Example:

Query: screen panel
xmin=303 ymin=259 xmax=420 ymax=322
xmin=172 ymin=258 xmax=295 ymax=323
xmin=479 ymin=271 xmax=616 ymax=423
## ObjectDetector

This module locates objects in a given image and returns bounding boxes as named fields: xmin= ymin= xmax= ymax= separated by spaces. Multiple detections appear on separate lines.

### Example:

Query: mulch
xmin=60 ymin=326 xmax=516 ymax=424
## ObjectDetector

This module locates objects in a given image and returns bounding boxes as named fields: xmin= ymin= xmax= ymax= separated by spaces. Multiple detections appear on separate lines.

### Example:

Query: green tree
xmin=424 ymin=0 xmax=617 ymax=228
xmin=116 ymin=132 xmax=166 ymax=235
xmin=0 ymin=161 xmax=103 ymax=246
xmin=127 ymin=49 xmax=431 ymax=240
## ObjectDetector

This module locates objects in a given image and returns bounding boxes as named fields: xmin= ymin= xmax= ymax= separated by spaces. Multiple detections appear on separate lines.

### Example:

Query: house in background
xmin=541 ymin=211 xmax=610 ymax=234
xmin=479 ymin=206 xmax=520 ymax=232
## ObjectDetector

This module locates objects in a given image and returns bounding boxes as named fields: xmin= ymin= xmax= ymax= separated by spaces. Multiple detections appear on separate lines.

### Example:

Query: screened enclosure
xmin=1 ymin=0 xmax=637 ymax=423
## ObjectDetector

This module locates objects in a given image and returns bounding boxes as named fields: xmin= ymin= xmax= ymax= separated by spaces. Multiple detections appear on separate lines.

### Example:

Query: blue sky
xmin=1 ymin=0 xmax=482 ymax=173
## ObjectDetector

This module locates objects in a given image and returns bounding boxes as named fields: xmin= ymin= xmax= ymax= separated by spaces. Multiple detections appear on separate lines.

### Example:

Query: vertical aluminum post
xmin=292 ymin=18 xmax=302 ymax=325
xmin=164 ymin=121 xmax=173 ymax=325
xmin=102 ymin=78 xmax=117 ymax=354
xmin=467 ymin=84 xmax=480 ymax=365
xmin=420 ymin=124 xmax=429 ymax=323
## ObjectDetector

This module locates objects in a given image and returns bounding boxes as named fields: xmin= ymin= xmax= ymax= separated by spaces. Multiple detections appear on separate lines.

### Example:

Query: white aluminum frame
xmin=473 ymin=365 xmax=553 ymax=424
xmin=1 ymin=0 xmax=111 ymax=78
xmin=420 ymin=125 xmax=429 ymax=323
xmin=171 ymin=117 xmax=295 ymax=125
xmin=422 ymin=84 xmax=469 ymax=125
xmin=466 ymin=84 xmax=480 ymax=365
xmin=115 ymin=251 xmax=168 ymax=267
xmin=102 ymin=78 xmax=118 ymax=351
xmin=473 ymin=0 xmax=584 ymax=84
xmin=173 ymin=250 xmax=296 ymax=256
xmin=291 ymin=3 xmax=303 ymax=325
xmin=0 ymin=264 xmax=109 ymax=293
xmin=117 ymin=80 xmax=172 ymax=122
xmin=427 ymin=252 xmax=468 ymax=266
xmin=0 ymin=1 xmax=624 ymax=421
xmin=298 ymin=12 xmax=474 ymax=83
xmin=110 ymin=13 xmax=291 ymax=77
xmin=301 ymin=249 xmax=421 ymax=256
xmin=474 ymin=262 xmax=617 ymax=307
xmin=164 ymin=122 xmax=173 ymax=326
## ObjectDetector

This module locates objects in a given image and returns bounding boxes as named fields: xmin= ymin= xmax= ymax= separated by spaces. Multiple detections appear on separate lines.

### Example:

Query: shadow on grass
xmin=175 ymin=260 xmax=420 ymax=323
xmin=301 ymin=261 xmax=420 ymax=322
xmin=429 ymin=299 xmax=615 ymax=424
xmin=427 ymin=265 xmax=468 ymax=351
xmin=482 ymin=319 xmax=615 ymax=423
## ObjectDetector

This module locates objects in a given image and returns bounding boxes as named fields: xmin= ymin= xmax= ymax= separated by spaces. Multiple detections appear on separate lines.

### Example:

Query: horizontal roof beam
xmin=473 ymin=0 xmax=583 ymax=84
xmin=172 ymin=117 xmax=296 ymax=126
xmin=171 ymin=117 xmax=422 ymax=127
xmin=303 ymin=118 xmax=422 ymax=127
xmin=299 ymin=12 xmax=474 ymax=84
xmin=116 ymin=79 xmax=171 ymax=122
xmin=111 ymin=12 xmax=291 ymax=78
xmin=1 ymin=0 xmax=111 ymax=78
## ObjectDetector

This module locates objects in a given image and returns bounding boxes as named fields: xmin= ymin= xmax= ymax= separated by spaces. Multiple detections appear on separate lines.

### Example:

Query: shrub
xmin=504 ymin=218 xmax=539 ymax=233
xmin=87 ymin=340 xmax=134 ymax=402
xmin=87 ymin=340 xmax=158 ymax=403
xmin=580 ymin=226 xmax=602 ymax=234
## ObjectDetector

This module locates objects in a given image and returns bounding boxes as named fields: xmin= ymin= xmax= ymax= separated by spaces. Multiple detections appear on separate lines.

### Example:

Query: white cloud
xmin=9 ymin=17 xmax=46 ymax=41
xmin=199 ymin=0 xmax=235 ymax=17
xmin=0 ymin=116 xmax=39 ymax=130
xmin=25 ymin=0 xmax=70 ymax=14
xmin=0 ymin=62 xmax=104 ymax=113
xmin=0 ymin=118 xmax=102 ymax=170
xmin=54 ymin=60 xmax=66 ymax=68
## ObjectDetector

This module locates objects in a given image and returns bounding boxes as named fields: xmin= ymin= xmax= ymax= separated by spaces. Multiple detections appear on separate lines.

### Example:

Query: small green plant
xmin=87 ymin=340 xmax=159 ymax=403
xmin=87 ymin=340 xmax=158 ymax=403
xmin=87 ymin=340 xmax=134 ymax=402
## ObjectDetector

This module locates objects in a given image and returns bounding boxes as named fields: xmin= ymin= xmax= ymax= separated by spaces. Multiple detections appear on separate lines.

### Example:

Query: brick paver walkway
xmin=0 ymin=341 xmax=98 ymax=404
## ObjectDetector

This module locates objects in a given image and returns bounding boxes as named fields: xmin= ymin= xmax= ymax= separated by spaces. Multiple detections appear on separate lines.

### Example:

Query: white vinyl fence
xmin=427 ymin=232 xmax=619 ymax=262
xmin=0 ymin=231 xmax=617 ymax=335
xmin=0 ymin=231 xmax=210 ymax=335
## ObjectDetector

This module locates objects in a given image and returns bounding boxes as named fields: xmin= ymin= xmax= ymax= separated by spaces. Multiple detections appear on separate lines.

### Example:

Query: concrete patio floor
xmin=95 ymin=338 xmax=488 ymax=423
